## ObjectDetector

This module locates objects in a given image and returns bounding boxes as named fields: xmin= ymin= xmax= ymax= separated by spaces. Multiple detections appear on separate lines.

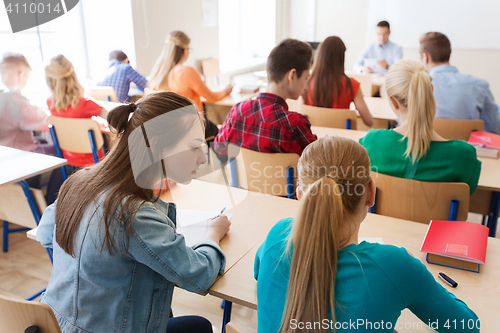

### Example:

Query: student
xmin=254 ymin=136 xmax=479 ymax=333
xmin=148 ymin=31 xmax=232 ymax=112
xmin=303 ymin=36 xmax=374 ymax=127
xmin=97 ymin=50 xmax=148 ymax=103
xmin=45 ymin=54 xmax=108 ymax=167
xmin=359 ymin=60 xmax=481 ymax=194
xmin=419 ymin=32 xmax=500 ymax=134
xmin=36 ymin=92 xmax=230 ymax=333
xmin=354 ymin=21 xmax=403 ymax=74
xmin=0 ymin=52 xmax=50 ymax=152
xmin=214 ymin=39 xmax=317 ymax=155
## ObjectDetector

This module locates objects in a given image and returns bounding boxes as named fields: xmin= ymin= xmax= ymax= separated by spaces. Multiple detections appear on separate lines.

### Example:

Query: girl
xmin=37 ymin=92 xmax=230 ymax=333
xmin=45 ymin=54 xmax=108 ymax=167
xmin=359 ymin=59 xmax=481 ymax=194
xmin=148 ymin=30 xmax=232 ymax=113
xmin=254 ymin=136 xmax=478 ymax=333
xmin=302 ymin=36 xmax=374 ymax=127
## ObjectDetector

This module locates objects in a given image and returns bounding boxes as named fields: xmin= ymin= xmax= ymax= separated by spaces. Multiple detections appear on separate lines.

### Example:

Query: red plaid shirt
xmin=214 ymin=93 xmax=317 ymax=155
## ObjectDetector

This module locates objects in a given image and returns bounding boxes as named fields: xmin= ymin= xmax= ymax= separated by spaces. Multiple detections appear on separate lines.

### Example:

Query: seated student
xmin=354 ymin=21 xmax=403 ymax=74
xmin=36 ymin=92 xmax=230 ymax=333
xmin=45 ymin=54 xmax=108 ymax=167
xmin=214 ymin=39 xmax=317 ymax=155
xmin=0 ymin=52 xmax=50 ymax=152
xmin=148 ymin=31 xmax=232 ymax=112
xmin=359 ymin=60 xmax=481 ymax=194
xmin=303 ymin=36 xmax=374 ymax=127
xmin=419 ymin=32 xmax=500 ymax=134
xmin=97 ymin=50 xmax=148 ymax=103
xmin=255 ymin=136 xmax=479 ymax=333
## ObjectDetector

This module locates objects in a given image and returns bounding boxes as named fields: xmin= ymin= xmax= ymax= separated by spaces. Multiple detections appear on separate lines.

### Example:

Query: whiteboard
xmin=367 ymin=0 xmax=500 ymax=50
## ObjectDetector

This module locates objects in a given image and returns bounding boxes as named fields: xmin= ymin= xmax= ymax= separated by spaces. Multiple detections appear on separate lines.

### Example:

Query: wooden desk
xmin=311 ymin=126 xmax=500 ymax=235
xmin=0 ymin=146 xmax=67 ymax=186
xmin=209 ymin=213 xmax=500 ymax=332
xmin=364 ymin=97 xmax=396 ymax=121
xmin=204 ymin=92 xmax=257 ymax=125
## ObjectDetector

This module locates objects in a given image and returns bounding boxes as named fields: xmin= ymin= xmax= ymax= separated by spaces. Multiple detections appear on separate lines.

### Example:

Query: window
xmin=218 ymin=0 xmax=276 ymax=72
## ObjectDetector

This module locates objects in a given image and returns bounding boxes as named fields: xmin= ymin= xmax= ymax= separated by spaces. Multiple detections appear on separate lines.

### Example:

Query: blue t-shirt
xmin=254 ymin=218 xmax=478 ymax=333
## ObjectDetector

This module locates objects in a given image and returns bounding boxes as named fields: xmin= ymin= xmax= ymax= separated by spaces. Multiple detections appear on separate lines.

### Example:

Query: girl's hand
xmin=206 ymin=215 xmax=231 ymax=243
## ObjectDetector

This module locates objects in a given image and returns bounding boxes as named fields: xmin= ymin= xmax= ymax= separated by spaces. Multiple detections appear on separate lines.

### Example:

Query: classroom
xmin=1 ymin=0 xmax=500 ymax=332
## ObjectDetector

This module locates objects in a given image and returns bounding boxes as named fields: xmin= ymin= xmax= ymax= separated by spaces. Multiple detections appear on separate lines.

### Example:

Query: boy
xmin=214 ymin=39 xmax=317 ymax=156
xmin=97 ymin=50 xmax=148 ymax=103
xmin=0 ymin=52 xmax=50 ymax=152
xmin=419 ymin=32 xmax=500 ymax=134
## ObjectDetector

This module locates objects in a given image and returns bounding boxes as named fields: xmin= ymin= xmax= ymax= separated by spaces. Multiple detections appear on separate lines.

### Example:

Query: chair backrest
xmin=201 ymin=58 xmax=220 ymax=78
xmin=348 ymin=74 xmax=372 ymax=97
xmin=299 ymin=104 xmax=358 ymax=129
xmin=0 ymin=294 xmax=61 ymax=333
xmin=372 ymin=172 xmax=470 ymax=224
xmin=286 ymin=98 xmax=301 ymax=112
xmin=0 ymin=183 xmax=46 ymax=228
xmin=433 ymin=118 xmax=485 ymax=141
xmin=227 ymin=145 xmax=299 ymax=197
xmin=49 ymin=116 xmax=104 ymax=154
xmin=84 ymin=86 xmax=118 ymax=102
xmin=225 ymin=322 xmax=245 ymax=333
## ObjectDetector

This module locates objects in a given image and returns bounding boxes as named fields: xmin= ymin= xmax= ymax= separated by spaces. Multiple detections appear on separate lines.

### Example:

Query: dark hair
xmin=302 ymin=36 xmax=352 ymax=108
xmin=266 ymin=39 xmax=312 ymax=83
xmin=377 ymin=20 xmax=390 ymax=29
xmin=55 ymin=92 xmax=203 ymax=256
xmin=419 ymin=32 xmax=451 ymax=63
xmin=109 ymin=50 xmax=128 ymax=62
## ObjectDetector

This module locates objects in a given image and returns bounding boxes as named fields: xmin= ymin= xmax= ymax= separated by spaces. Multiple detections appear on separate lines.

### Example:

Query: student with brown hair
xmin=36 ymin=92 xmax=230 ymax=333
xmin=302 ymin=36 xmax=374 ymax=127
xmin=214 ymin=38 xmax=317 ymax=155
xmin=45 ymin=54 xmax=108 ymax=167
xmin=360 ymin=59 xmax=481 ymax=194
xmin=255 ymin=136 xmax=478 ymax=333
xmin=419 ymin=32 xmax=500 ymax=134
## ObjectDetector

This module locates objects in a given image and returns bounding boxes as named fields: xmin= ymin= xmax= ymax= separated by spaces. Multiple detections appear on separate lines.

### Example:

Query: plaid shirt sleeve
xmin=290 ymin=114 xmax=317 ymax=153
xmin=126 ymin=67 xmax=148 ymax=91
xmin=213 ymin=105 xmax=238 ymax=155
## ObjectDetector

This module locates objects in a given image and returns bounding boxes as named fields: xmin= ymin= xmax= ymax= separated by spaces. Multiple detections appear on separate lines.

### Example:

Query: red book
xmin=469 ymin=131 xmax=500 ymax=149
xmin=420 ymin=220 xmax=489 ymax=273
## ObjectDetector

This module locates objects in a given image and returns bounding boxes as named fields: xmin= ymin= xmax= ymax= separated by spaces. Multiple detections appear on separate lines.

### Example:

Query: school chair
xmin=348 ymin=74 xmax=373 ymax=97
xmin=84 ymin=86 xmax=118 ymax=102
xmin=227 ymin=144 xmax=299 ymax=198
xmin=370 ymin=172 xmax=470 ymax=224
xmin=0 ymin=294 xmax=61 ymax=333
xmin=49 ymin=116 xmax=107 ymax=173
xmin=0 ymin=181 xmax=54 ymax=300
xmin=433 ymin=118 xmax=485 ymax=141
xmin=299 ymin=104 xmax=358 ymax=129
xmin=225 ymin=322 xmax=245 ymax=333
xmin=201 ymin=58 xmax=221 ymax=87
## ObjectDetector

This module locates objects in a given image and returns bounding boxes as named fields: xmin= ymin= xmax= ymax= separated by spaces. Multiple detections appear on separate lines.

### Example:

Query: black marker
xmin=438 ymin=272 xmax=458 ymax=288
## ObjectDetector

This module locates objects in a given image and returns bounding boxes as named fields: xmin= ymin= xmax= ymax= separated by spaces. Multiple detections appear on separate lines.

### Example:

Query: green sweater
xmin=359 ymin=129 xmax=481 ymax=194
xmin=255 ymin=218 xmax=479 ymax=333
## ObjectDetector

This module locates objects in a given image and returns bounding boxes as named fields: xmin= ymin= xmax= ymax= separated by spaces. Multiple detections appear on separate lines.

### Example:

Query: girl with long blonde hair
xmin=45 ymin=54 xmax=108 ymax=167
xmin=360 ymin=59 xmax=481 ymax=193
xmin=255 ymin=136 xmax=478 ymax=333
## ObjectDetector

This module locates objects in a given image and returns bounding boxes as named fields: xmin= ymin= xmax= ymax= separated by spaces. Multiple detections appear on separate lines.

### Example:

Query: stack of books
xmin=420 ymin=220 xmax=489 ymax=273
xmin=469 ymin=131 xmax=500 ymax=158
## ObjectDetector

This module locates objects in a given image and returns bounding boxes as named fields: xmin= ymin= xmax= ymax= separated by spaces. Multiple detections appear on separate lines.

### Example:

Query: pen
xmin=213 ymin=207 xmax=226 ymax=219
xmin=438 ymin=272 xmax=458 ymax=288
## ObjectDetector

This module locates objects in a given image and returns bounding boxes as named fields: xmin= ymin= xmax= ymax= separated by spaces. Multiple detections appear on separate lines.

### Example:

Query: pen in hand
xmin=213 ymin=207 xmax=226 ymax=219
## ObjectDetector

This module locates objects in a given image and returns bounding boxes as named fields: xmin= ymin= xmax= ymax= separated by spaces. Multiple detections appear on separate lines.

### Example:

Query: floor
xmin=0 ymin=151 xmax=496 ymax=332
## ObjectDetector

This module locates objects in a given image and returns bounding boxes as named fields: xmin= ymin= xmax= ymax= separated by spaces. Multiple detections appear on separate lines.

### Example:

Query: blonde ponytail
xmin=149 ymin=31 xmax=190 ymax=91
xmin=385 ymin=60 xmax=436 ymax=162
xmin=45 ymin=54 xmax=84 ymax=112
xmin=280 ymin=136 xmax=371 ymax=333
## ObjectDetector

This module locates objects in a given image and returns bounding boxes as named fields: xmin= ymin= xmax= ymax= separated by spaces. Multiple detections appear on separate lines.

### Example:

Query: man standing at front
xmin=354 ymin=21 xmax=403 ymax=74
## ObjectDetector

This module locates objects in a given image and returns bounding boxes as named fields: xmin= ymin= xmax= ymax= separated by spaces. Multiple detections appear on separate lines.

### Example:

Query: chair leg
xmin=26 ymin=287 xmax=46 ymax=301
xmin=3 ymin=220 xmax=8 ymax=252
xmin=221 ymin=300 xmax=232 ymax=333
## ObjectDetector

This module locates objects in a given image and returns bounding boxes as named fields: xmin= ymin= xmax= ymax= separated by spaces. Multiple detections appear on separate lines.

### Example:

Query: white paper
xmin=201 ymin=0 xmax=217 ymax=27
xmin=176 ymin=209 xmax=233 ymax=247
xmin=364 ymin=58 xmax=387 ymax=74
xmin=358 ymin=237 xmax=385 ymax=244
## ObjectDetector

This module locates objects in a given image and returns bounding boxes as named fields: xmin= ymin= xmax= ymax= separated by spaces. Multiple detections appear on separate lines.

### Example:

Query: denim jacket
xmin=37 ymin=197 xmax=226 ymax=333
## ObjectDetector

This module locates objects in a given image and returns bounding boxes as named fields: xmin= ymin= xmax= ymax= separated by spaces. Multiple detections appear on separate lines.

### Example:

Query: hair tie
xmin=128 ymin=103 xmax=137 ymax=112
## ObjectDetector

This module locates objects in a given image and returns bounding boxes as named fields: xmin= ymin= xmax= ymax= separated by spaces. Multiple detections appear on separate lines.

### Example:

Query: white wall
xmin=130 ymin=0 xmax=219 ymax=76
